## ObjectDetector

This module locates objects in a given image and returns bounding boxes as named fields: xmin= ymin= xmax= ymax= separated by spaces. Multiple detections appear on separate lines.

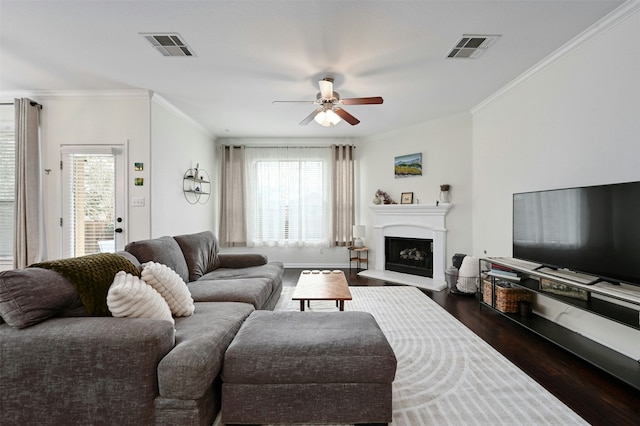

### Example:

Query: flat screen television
xmin=513 ymin=181 xmax=640 ymax=287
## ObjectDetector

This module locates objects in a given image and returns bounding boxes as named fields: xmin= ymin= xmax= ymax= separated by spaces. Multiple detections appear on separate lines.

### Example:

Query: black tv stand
xmin=480 ymin=257 xmax=640 ymax=391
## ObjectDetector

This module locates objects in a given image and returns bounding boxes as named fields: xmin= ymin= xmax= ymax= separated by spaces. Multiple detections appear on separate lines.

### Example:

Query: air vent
xmin=141 ymin=33 xmax=195 ymax=57
xmin=447 ymin=34 xmax=500 ymax=59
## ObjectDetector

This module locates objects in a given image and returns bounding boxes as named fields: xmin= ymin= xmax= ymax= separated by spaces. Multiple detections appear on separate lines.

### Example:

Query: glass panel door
xmin=61 ymin=145 xmax=126 ymax=257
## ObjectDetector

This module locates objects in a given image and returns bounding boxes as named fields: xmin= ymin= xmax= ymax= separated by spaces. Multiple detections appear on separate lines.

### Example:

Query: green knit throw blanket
xmin=31 ymin=253 xmax=140 ymax=317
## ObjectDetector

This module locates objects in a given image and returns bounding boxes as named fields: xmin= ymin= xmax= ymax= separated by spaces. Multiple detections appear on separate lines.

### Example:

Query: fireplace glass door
xmin=385 ymin=236 xmax=433 ymax=277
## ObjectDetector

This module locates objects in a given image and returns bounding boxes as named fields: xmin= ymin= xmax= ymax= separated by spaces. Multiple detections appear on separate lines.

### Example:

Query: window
xmin=0 ymin=105 xmax=15 ymax=260
xmin=245 ymin=147 xmax=332 ymax=247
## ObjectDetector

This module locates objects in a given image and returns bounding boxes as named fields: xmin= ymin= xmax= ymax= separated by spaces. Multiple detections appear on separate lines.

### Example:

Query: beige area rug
xmin=216 ymin=286 xmax=587 ymax=425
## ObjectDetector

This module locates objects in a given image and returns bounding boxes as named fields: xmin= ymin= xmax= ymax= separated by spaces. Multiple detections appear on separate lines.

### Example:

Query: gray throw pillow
xmin=0 ymin=267 xmax=84 ymax=328
xmin=125 ymin=236 xmax=190 ymax=283
xmin=174 ymin=231 xmax=221 ymax=282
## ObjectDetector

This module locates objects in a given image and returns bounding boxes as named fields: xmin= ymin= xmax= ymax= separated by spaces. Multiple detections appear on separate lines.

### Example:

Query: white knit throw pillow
xmin=107 ymin=271 xmax=174 ymax=324
xmin=141 ymin=262 xmax=195 ymax=317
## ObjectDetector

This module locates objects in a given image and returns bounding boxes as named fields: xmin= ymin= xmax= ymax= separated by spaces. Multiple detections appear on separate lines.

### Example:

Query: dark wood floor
xmin=283 ymin=269 xmax=640 ymax=426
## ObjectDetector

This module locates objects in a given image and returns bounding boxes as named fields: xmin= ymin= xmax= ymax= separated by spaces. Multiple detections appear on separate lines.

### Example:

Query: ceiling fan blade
xmin=318 ymin=79 xmax=334 ymax=99
xmin=334 ymin=107 xmax=360 ymax=125
xmin=299 ymin=108 xmax=323 ymax=126
xmin=341 ymin=96 xmax=384 ymax=105
xmin=272 ymin=100 xmax=316 ymax=104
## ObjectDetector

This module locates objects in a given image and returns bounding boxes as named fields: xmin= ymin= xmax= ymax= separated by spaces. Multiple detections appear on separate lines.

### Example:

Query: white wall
xmin=472 ymin=7 xmax=640 ymax=358
xmin=150 ymin=96 xmax=216 ymax=237
xmin=37 ymin=91 xmax=152 ymax=260
xmin=359 ymin=112 xmax=474 ymax=269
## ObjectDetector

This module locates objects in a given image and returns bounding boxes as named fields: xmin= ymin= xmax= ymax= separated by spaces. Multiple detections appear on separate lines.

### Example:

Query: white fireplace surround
xmin=358 ymin=204 xmax=452 ymax=291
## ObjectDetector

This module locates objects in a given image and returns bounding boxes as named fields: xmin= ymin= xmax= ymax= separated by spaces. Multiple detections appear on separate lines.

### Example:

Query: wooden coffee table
xmin=292 ymin=270 xmax=352 ymax=311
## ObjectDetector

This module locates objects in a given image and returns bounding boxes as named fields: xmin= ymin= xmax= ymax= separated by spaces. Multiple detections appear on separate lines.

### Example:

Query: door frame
xmin=60 ymin=142 xmax=128 ymax=256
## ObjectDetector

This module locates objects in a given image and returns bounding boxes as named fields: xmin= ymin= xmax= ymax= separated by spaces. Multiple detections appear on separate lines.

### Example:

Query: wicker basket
xmin=483 ymin=280 xmax=532 ymax=313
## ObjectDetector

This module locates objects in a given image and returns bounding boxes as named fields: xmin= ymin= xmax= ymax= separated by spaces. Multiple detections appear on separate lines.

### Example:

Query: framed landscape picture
xmin=395 ymin=153 xmax=422 ymax=178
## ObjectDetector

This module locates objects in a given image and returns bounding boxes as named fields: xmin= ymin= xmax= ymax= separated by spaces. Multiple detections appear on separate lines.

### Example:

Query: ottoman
xmin=221 ymin=311 xmax=397 ymax=425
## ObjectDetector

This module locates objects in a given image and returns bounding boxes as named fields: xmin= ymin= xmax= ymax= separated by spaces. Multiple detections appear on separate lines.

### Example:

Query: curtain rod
xmin=0 ymin=101 xmax=43 ymax=109
xmin=221 ymin=145 xmax=355 ymax=149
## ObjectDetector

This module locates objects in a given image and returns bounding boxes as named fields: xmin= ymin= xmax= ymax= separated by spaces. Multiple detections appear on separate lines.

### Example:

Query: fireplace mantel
xmin=359 ymin=204 xmax=452 ymax=291
xmin=368 ymin=204 xmax=452 ymax=217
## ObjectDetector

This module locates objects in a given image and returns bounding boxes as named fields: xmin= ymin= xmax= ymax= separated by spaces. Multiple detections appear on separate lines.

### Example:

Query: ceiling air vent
xmin=141 ymin=33 xmax=195 ymax=57
xmin=447 ymin=35 xmax=500 ymax=59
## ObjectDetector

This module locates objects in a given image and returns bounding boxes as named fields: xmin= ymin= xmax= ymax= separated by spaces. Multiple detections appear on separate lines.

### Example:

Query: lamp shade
xmin=352 ymin=225 xmax=366 ymax=238
xmin=353 ymin=225 xmax=365 ymax=248
xmin=314 ymin=108 xmax=342 ymax=127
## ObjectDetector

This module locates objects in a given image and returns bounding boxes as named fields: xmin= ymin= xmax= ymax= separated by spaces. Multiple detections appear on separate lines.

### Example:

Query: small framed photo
xmin=134 ymin=162 xmax=144 ymax=171
xmin=401 ymin=192 xmax=413 ymax=204
xmin=134 ymin=178 xmax=144 ymax=186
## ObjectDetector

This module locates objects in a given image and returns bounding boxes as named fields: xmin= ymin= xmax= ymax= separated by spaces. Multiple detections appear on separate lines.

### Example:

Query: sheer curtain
xmin=245 ymin=146 xmax=332 ymax=247
xmin=219 ymin=145 xmax=247 ymax=247
xmin=331 ymin=144 xmax=355 ymax=247
xmin=14 ymin=98 xmax=44 ymax=267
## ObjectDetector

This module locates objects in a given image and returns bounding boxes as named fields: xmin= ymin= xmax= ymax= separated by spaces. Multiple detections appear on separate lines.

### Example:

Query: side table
xmin=348 ymin=246 xmax=369 ymax=273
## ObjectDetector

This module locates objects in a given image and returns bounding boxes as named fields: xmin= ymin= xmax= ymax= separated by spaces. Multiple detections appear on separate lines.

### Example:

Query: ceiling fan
xmin=273 ymin=77 xmax=383 ymax=127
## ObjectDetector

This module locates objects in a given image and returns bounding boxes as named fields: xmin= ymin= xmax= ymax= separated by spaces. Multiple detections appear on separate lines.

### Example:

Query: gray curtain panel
xmin=331 ymin=144 xmax=355 ymax=247
xmin=13 ymin=98 xmax=44 ymax=268
xmin=219 ymin=145 xmax=247 ymax=247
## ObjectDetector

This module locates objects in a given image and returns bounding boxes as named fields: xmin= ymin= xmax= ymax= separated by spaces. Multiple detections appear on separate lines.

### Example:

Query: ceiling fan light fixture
xmin=274 ymin=76 xmax=381 ymax=127
xmin=314 ymin=108 xmax=342 ymax=127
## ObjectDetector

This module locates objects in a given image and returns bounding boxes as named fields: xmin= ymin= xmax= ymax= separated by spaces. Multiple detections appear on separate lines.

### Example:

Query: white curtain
xmin=14 ymin=98 xmax=44 ymax=268
xmin=219 ymin=145 xmax=247 ymax=247
xmin=244 ymin=146 xmax=332 ymax=248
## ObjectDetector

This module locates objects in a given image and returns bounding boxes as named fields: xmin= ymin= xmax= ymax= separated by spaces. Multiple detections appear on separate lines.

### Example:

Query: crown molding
xmin=472 ymin=0 xmax=640 ymax=114
xmin=1 ymin=89 xmax=151 ymax=103
xmin=34 ymin=89 xmax=151 ymax=99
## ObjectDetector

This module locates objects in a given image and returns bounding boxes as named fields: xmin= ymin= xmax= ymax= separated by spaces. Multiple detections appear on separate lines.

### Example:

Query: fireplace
xmin=385 ymin=237 xmax=433 ymax=277
xmin=359 ymin=204 xmax=452 ymax=291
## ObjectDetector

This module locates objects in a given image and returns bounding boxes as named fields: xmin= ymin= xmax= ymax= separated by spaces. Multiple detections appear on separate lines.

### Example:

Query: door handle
xmin=114 ymin=228 xmax=123 ymax=233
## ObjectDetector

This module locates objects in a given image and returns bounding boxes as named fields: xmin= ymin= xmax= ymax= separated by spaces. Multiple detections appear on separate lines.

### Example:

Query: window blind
xmin=0 ymin=127 xmax=15 ymax=258
xmin=64 ymin=154 xmax=115 ymax=256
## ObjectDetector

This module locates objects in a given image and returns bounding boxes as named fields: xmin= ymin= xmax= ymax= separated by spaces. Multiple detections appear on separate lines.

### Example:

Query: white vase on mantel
xmin=439 ymin=190 xmax=451 ymax=205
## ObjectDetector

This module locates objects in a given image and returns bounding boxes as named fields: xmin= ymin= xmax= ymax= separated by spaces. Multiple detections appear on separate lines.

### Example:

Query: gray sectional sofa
xmin=0 ymin=231 xmax=283 ymax=426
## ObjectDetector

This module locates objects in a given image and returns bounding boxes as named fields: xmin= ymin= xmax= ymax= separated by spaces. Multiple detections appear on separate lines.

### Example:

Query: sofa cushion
xmin=0 ymin=267 xmax=84 ymax=328
xmin=107 ymin=271 xmax=174 ymax=324
xmin=173 ymin=231 xmax=222 ymax=282
xmin=157 ymin=301 xmax=254 ymax=400
xmin=199 ymin=262 xmax=284 ymax=284
xmin=218 ymin=253 xmax=267 ymax=269
xmin=125 ymin=236 xmax=189 ymax=283
xmin=187 ymin=278 xmax=273 ymax=309
xmin=141 ymin=262 xmax=195 ymax=317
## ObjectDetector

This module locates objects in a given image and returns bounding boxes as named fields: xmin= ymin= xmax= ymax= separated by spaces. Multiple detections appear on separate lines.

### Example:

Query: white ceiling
xmin=0 ymin=0 xmax=625 ymax=139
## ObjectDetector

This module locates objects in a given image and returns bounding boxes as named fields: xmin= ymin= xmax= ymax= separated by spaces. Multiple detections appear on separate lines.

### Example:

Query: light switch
xmin=132 ymin=197 xmax=145 ymax=207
